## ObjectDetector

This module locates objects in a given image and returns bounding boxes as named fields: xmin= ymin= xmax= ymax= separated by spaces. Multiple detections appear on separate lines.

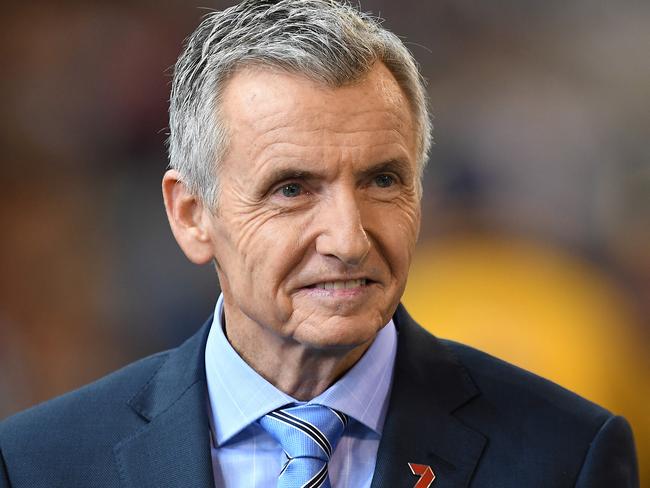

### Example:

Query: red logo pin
xmin=408 ymin=463 xmax=435 ymax=488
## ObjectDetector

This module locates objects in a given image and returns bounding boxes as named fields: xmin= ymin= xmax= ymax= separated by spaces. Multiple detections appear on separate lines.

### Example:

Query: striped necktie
xmin=258 ymin=404 xmax=349 ymax=488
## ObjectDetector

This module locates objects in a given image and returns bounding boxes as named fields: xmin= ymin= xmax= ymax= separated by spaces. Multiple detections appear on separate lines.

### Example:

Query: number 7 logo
xmin=408 ymin=462 xmax=435 ymax=488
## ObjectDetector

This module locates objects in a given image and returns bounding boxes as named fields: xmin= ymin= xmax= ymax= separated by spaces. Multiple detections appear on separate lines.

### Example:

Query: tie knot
xmin=259 ymin=404 xmax=349 ymax=462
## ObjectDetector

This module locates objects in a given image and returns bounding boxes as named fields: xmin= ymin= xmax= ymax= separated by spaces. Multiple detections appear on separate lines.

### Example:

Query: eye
xmin=374 ymin=174 xmax=395 ymax=188
xmin=278 ymin=182 xmax=303 ymax=198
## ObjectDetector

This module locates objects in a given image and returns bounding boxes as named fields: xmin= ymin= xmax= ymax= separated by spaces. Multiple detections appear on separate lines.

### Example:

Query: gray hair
xmin=168 ymin=0 xmax=432 ymax=206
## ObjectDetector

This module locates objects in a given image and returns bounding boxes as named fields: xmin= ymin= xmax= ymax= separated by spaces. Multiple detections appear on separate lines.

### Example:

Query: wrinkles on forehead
xmin=218 ymin=63 xmax=417 ymax=191
xmin=222 ymin=63 xmax=412 ymax=130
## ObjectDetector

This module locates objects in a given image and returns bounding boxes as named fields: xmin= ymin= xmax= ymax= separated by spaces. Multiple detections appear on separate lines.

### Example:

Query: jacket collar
xmin=113 ymin=317 xmax=215 ymax=488
xmin=112 ymin=305 xmax=486 ymax=488
xmin=370 ymin=304 xmax=487 ymax=488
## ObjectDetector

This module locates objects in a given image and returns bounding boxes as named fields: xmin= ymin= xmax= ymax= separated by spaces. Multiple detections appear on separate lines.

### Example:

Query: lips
xmin=308 ymin=278 xmax=367 ymax=290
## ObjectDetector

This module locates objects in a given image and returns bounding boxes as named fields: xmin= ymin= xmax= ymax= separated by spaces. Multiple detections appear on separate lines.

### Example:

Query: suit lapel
xmin=113 ymin=319 xmax=215 ymax=488
xmin=371 ymin=305 xmax=487 ymax=488
xmin=110 ymin=306 xmax=487 ymax=488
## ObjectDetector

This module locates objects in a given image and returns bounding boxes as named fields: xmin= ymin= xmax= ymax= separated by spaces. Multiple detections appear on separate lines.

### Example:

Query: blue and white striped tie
xmin=258 ymin=404 xmax=349 ymax=488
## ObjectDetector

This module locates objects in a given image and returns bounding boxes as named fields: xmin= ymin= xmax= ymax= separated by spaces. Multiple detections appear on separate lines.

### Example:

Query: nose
xmin=315 ymin=190 xmax=371 ymax=266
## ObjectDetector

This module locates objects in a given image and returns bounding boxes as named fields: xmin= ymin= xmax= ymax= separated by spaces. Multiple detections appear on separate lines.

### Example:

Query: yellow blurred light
xmin=403 ymin=234 xmax=649 ymax=483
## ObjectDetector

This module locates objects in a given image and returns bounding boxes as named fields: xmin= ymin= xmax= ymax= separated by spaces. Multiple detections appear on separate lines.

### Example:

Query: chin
xmin=295 ymin=313 xmax=385 ymax=350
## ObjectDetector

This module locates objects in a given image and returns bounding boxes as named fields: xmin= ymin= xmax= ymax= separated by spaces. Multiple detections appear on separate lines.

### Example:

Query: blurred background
xmin=0 ymin=0 xmax=648 ymax=483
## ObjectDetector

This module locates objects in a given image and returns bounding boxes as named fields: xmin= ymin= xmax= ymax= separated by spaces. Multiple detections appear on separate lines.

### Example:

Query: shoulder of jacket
xmin=0 ymin=349 xmax=170 ymax=441
xmin=441 ymin=338 xmax=612 ymax=425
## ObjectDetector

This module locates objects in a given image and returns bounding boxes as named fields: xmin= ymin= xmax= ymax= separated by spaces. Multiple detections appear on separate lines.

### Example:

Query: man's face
xmin=206 ymin=63 xmax=421 ymax=354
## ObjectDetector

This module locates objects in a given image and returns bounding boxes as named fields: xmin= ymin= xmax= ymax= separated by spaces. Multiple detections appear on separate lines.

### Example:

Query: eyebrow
xmin=257 ymin=168 xmax=319 ymax=194
xmin=264 ymin=168 xmax=318 ymax=184
xmin=258 ymin=157 xmax=414 ymax=192
xmin=356 ymin=159 xmax=414 ymax=181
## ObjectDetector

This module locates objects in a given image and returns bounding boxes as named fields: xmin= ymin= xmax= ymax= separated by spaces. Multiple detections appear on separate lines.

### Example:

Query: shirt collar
xmin=205 ymin=293 xmax=397 ymax=446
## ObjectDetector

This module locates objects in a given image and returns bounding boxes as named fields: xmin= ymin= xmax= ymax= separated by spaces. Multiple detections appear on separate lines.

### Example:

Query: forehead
xmin=219 ymin=63 xmax=417 ymax=156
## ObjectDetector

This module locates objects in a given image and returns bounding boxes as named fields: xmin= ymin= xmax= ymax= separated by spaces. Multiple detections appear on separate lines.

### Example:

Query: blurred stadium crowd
xmin=0 ymin=0 xmax=648 ymax=483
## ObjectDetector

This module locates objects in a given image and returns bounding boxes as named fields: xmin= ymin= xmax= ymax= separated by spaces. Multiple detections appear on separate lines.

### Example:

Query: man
xmin=0 ymin=1 xmax=639 ymax=487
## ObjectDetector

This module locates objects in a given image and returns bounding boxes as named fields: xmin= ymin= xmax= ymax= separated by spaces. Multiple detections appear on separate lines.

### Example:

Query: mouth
xmin=306 ymin=278 xmax=369 ymax=290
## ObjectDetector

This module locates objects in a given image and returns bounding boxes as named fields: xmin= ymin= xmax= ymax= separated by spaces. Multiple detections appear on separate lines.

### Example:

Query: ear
xmin=162 ymin=169 xmax=214 ymax=265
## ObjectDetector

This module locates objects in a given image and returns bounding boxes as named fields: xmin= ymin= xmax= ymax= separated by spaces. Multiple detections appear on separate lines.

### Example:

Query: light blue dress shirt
xmin=205 ymin=293 xmax=397 ymax=487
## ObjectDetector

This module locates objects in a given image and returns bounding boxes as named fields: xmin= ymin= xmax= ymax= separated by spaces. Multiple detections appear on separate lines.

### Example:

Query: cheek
xmin=218 ymin=208 xmax=310 ymax=292
xmin=367 ymin=198 xmax=420 ymax=276
xmin=372 ymin=189 xmax=420 ymax=229
xmin=395 ymin=191 xmax=421 ymax=243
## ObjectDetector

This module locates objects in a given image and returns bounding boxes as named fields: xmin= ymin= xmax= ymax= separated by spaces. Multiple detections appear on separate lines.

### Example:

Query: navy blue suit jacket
xmin=0 ymin=305 xmax=639 ymax=487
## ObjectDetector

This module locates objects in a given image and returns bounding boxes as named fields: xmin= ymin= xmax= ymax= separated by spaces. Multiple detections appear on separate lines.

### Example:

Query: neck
xmin=222 ymin=306 xmax=371 ymax=400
